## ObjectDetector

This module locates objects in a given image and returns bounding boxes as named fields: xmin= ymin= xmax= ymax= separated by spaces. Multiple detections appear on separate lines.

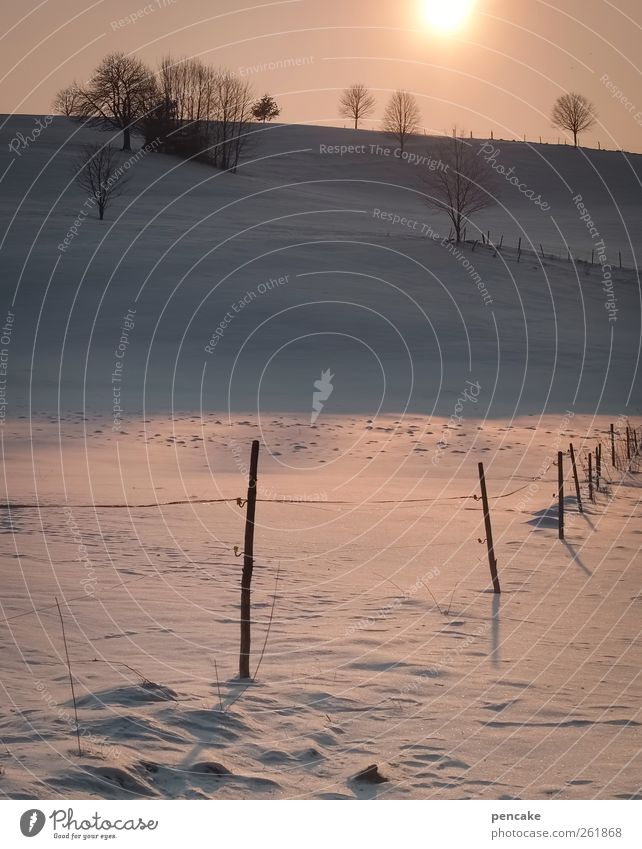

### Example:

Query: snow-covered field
xmin=0 ymin=117 xmax=640 ymax=799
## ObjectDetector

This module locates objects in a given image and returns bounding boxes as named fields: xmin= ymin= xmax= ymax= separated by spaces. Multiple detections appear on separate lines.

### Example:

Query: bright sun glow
xmin=421 ymin=0 xmax=476 ymax=34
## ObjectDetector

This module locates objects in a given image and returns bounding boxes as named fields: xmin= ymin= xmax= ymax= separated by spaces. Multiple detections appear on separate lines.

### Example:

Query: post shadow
xmin=491 ymin=593 xmax=501 ymax=669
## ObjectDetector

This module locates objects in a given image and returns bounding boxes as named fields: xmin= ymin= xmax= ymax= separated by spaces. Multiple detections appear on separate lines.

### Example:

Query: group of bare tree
xmin=340 ymin=83 xmax=422 ymax=152
xmin=340 ymin=83 xmax=598 ymax=152
xmin=422 ymin=92 xmax=598 ymax=243
xmin=55 ymin=52 xmax=282 ymax=172
xmin=421 ymin=94 xmax=598 ymax=246
xmin=337 ymin=83 xmax=598 ymax=246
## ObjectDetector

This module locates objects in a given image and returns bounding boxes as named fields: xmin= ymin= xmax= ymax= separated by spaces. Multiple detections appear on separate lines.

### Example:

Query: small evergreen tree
xmin=252 ymin=94 xmax=281 ymax=123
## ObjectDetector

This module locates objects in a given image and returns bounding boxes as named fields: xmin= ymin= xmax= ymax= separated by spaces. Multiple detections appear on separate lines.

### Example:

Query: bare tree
xmin=383 ymin=90 xmax=421 ymax=153
xmin=211 ymin=71 xmax=254 ymax=172
xmin=145 ymin=55 xmax=218 ymax=155
xmin=53 ymin=52 xmax=157 ymax=151
xmin=423 ymin=134 xmax=499 ymax=243
xmin=551 ymin=92 xmax=597 ymax=148
xmin=73 ymin=144 xmax=130 ymax=220
xmin=252 ymin=94 xmax=280 ymax=123
xmin=156 ymin=55 xmax=218 ymax=126
xmin=339 ymin=83 xmax=376 ymax=130
xmin=53 ymin=86 xmax=81 ymax=117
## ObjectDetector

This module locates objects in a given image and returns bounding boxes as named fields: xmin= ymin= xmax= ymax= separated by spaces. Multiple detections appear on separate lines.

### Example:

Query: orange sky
xmin=2 ymin=0 xmax=641 ymax=152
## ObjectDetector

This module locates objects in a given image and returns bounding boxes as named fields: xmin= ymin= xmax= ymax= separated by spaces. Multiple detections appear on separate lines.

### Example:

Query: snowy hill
xmin=1 ymin=116 xmax=640 ymax=418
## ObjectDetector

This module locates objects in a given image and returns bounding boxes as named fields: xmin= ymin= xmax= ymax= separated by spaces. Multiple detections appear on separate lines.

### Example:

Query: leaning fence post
xmin=557 ymin=451 xmax=564 ymax=540
xmin=239 ymin=440 xmax=260 ymax=680
xmin=478 ymin=463 xmax=500 ymax=594
xmin=569 ymin=444 xmax=582 ymax=514
xmin=588 ymin=452 xmax=594 ymax=502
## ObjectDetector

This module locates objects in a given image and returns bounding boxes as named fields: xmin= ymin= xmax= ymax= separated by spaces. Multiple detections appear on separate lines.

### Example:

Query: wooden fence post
xmin=595 ymin=447 xmax=600 ymax=491
xmin=239 ymin=440 xmax=260 ymax=680
xmin=517 ymin=237 xmax=522 ymax=262
xmin=588 ymin=452 xmax=593 ymax=502
xmin=626 ymin=426 xmax=631 ymax=462
xmin=569 ymin=444 xmax=582 ymax=514
xmin=478 ymin=463 xmax=500 ymax=594
xmin=610 ymin=423 xmax=616 ymax=467
xmin=557 ymin=451 xmax=564 ymax=540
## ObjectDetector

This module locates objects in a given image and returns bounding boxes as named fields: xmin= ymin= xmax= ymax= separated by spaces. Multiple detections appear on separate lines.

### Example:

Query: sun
xmin=421 ymin=0 xmax=476 ymax=34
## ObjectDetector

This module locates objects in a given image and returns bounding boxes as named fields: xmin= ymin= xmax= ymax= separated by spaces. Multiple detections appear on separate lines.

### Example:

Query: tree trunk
xmin=122 ymin=126 xmax=131 ymax=152
xmin=354 ymin=117 xmax=358 ymax=130
xmin=573 ymin=129 xmax=578 ymax=148
xmin=99 ymin=204 xmax=105 ymax=221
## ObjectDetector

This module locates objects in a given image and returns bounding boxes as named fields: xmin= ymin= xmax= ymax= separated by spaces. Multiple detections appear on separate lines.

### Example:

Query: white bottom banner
xmin=0 ymin=800 xmax=639 ymax=848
